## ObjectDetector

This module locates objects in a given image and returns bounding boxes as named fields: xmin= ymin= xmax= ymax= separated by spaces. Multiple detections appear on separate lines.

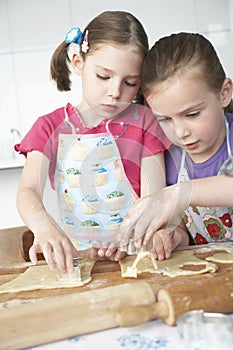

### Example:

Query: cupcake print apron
xmin=178 ymin=117 xmax=233 ymax=244
xmin=55 ymin=107 xmax=137 ymax=249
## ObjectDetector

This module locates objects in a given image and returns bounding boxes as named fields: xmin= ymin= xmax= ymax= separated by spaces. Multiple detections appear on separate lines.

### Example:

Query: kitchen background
xmin=1 ymin=0 xmax=233 ymax=228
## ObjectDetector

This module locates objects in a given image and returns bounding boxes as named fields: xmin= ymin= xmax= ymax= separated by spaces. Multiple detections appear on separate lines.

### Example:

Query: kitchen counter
xmin=0 ymin=157 xmax=25 ymax=170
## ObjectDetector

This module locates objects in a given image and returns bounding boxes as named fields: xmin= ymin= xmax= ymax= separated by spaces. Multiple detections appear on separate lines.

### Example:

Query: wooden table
xmin=0 ymin=226 xmax=233 ymax=350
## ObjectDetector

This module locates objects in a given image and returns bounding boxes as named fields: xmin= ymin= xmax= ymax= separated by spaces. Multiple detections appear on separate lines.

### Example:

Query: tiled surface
xmin=0 ymin=0 xmax=10 ymax=53
xmin=195 ymin=0 xmax=230 ymax=32
xmin=0 ymin=168 xmax=24 ymax=228
xmin=206 ymin=31 xmax=233 ymax=77
xmin=13 ymin=49 xmax=81 ymax=134
xmin=0 ymin=54 xmax=19 ymax=155
xmin=7 ymin=0 xmax=71 ymax=51
xmin=1 ymin=0 xmax=232 ymax=142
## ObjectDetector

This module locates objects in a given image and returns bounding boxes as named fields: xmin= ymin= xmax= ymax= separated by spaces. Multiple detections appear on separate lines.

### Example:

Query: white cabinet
xmin=0 ymin=164 xmax=59 ymax=229
xmin=0 ymin=167 xmax=24 ymax=228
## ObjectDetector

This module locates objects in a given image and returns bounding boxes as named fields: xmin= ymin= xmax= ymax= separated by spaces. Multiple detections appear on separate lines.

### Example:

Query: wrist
xmin=165 ymin=182 xmax=192 ymax=213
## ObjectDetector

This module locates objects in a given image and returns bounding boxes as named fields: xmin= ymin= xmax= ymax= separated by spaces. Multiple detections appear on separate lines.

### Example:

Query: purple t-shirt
xmin=165 ymin=113 xmax=233 ymax=185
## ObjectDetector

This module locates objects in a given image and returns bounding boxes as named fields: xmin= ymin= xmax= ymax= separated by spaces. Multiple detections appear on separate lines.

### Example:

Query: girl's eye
xmin=186 ymin=111 xmax=200 ymax=118
xmin=157 ymin=117 xmax=171 ymax=123
xmin=125 ymin=81 xmax=137 ymax=87
xmin=96 ymin=73 xmax=109 ymax=80
xmin=96 ymin=73 xmax=138 ymax=87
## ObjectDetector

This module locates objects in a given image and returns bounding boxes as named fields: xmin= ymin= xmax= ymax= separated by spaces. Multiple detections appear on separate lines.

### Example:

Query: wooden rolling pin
xmin=116 ymin=271 xmax=233 ymax=327
xmin=0 ymin=281 xmax=155 ymax=350
xmin=1 ymin=271 xmax=233 ymax=349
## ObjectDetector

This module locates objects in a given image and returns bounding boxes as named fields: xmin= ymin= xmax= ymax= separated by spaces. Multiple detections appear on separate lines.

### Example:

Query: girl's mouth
xmin=184 ymin=141 xmax=198 ymax=150
xmin=101 ymin=103 xmax=118 ymax=111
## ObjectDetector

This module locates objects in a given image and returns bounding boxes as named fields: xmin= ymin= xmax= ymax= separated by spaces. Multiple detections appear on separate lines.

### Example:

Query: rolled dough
xmin=205 ymin=252 xmax=233 ymax=264
xmin=0 ymin=259 xmax=95 ymax=294
xmin=120 ymin=250 xmax=218 ymax=278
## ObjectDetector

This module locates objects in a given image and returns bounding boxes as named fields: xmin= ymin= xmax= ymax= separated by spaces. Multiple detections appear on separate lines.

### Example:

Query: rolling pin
xmin=0 ymin=280 xmax=155 ymax=350
xmin=116 ymin=271 xmax=233 ymax=327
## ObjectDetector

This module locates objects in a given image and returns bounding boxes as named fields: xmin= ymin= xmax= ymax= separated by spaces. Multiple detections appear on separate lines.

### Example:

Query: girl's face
xmin=146 ymin=76 xmax=231 ymax=163
xmin=73 ymin=44 xmax=143 ymax=121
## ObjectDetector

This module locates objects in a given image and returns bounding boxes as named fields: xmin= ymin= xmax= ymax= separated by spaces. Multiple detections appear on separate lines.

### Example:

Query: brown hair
xmin=50 ymin=10 xmax=149 ymax=96
xmin=141 ymin=32 xmax=233 ymax=112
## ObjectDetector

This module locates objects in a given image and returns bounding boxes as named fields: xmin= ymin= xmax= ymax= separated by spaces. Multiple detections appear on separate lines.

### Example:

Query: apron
xmin=178 ymin=117 xmax=233 ymax=244
xmin=55 ymin=107 xmax=137 ymax=249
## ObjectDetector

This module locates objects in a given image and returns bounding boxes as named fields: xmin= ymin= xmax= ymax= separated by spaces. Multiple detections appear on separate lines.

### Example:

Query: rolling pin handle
xmin=116 ymin=300 xmax=169 ymax=327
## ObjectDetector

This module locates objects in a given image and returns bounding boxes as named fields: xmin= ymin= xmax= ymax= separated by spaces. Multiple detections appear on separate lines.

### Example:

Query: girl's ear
xmin=221 ymin=78 xmax=233 ymax=108
xmin=71 ymin=53 xmax=84 ymax=76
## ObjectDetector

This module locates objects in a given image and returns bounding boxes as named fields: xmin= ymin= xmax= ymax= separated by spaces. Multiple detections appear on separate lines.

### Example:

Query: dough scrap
xmin=0 ymin=259 xmax=95 ymax=294
xmin=205 ymin=252 xmax=233 ymax=264
xmin=120 ymin=250 xmax=218 ymax=278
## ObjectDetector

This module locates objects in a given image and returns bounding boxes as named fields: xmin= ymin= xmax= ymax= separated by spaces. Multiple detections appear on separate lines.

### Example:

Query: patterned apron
xmin=55 ymin=107 xmax=137 ymax=249
xmin=178 ymin=117 xmax=233 ymax=244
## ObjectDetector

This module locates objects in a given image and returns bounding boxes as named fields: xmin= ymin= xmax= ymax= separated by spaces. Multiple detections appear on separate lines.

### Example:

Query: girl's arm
xmin=140 ymin=152 xmax=166 ymax=197
xmin=186 ymin=174 xmax=233 ymax=207
xmin=16 ymin=151 xmax=78 ymax=273
xmin=118 ymin=174 xmax=233 ymax=247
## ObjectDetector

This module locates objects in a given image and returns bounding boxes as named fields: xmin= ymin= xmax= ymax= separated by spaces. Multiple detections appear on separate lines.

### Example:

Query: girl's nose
xmin=174 ymin=121 xmax=190 ymax=139
xmin=108 ymin=82 xmax=121 ymax=100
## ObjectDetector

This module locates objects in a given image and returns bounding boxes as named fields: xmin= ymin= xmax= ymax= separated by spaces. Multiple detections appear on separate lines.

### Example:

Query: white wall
xmin=0 ymin=0 xmax=232 ymax=228
xmin=1 ymin=0 xmax=233 ymax=148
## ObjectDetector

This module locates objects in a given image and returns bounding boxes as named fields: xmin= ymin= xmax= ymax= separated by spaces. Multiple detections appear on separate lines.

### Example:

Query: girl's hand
xmin=117 ymin=183 xmax=192 ymax=249
xmin=29 ymin=229 xmax=79 ymax=274
xmin=92 ymin=241 xmax=126 ymax=261
xmin=150 ymin=225 xmax=189 ymax=261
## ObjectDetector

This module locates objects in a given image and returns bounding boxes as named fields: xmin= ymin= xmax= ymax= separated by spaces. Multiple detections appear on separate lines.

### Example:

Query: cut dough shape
xmin=205 ymin=252 xmax=233 ymax=264
xmin=120 ymin=250 xmax=218 ymax=278
xmin=0 ymin=259 xmax=95 ymax=294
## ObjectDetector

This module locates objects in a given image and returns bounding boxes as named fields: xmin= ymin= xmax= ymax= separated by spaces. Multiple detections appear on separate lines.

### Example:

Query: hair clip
xmin=65 ymin=27 xmax=83 ymax=44
xmin=81 ymin=30 xmax=89 ymax=53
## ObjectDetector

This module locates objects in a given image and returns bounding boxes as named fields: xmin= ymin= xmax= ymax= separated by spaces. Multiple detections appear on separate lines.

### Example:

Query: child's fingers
xmin=134 ymin=237 xmax=143 ymax=249
xmin=29 ymin=243 xmax=40 ymax=265
xmin=117 ymin=217 xmax=136 ymax=245
xmin=114 ymin=249 xmax=126 ymax=261
xmin=105 ymin=242 xmax=117 ymax=257
xmin=117 ymin=199 xmax=147 ymax=245
xmin=140 ymin=221 xmax=160 ymax=246
xmin=151 ymin=229 xmax=174 ymax=261
xmin=63 ymin=241 xmax=76 ymax=273
xmin=42 ymin=242 xmax=58 ymax=271
xmin=98 ymin=246 xmax=108 ymax=258
xmin=151 ymin=233 xmax=166 ymax=261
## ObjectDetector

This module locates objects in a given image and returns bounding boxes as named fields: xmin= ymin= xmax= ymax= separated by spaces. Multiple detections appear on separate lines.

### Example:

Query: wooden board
xmin=0 ymin=227 xmax=232 ymax=350
xmin=0 ymin=245 xmax=233 ymax=305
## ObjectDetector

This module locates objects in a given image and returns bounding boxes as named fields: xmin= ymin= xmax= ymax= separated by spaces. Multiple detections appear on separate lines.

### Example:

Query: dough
xmin=120 ymin=250 xmax=218 ymax=278
xmin=205 ymin=252 xmax=233 ymax=264
xmin=0 ymin=259 xmax=95 ymax=294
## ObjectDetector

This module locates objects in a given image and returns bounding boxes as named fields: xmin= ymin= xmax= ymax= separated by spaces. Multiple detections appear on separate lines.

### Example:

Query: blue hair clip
xmin=65 ymin=27 xmax=82 ymax=44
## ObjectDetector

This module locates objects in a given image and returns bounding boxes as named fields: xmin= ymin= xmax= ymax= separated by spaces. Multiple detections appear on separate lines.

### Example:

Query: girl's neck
xmin=75 ymin=105 xmax=106 ymax=128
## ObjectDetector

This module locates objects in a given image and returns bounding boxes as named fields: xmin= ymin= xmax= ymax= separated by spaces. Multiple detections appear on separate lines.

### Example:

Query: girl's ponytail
xmin=50 ymin=41 xmax=72 ymax=91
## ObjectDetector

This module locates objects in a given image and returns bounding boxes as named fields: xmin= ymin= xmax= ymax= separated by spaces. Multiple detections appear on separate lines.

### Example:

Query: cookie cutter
xmin=56 ymin=257 xmax=91 ymax=284
xmin=72 ymin=257 xmax=93 ymax=283
xmin=177 ymin=310 xmax=233 ymax=350
xmin=119 ymin=238 xmax=153 ymax=255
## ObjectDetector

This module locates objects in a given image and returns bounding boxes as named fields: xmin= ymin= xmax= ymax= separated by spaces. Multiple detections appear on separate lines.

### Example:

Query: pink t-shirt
xmin=15 ymin=103 xmax=170 ymax=196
